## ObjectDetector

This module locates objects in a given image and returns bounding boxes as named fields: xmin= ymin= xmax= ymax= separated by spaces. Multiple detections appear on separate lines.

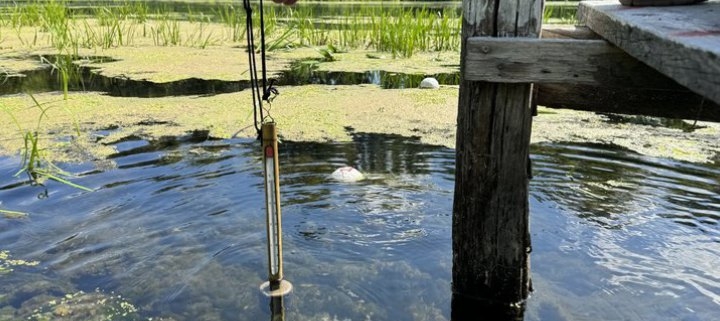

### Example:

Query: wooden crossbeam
xmin=465 ymin=37 xmax=680 ymax=88
xmin=578 ymin=0 xmax=720 ymax=106
xmin=464 ymin=36 xmax=719 ymax=122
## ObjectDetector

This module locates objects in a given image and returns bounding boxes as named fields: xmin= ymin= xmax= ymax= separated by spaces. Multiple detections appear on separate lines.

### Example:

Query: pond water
xmin=1 ymin=133 xmax=718 ymax=320
xmin=0 ymin=55 xmax=459 ymax=97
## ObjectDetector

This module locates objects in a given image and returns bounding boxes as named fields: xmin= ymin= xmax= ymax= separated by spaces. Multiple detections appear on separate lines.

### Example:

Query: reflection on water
xmin=0 ymin=55 xmax=459 ymax=97
xmin=0 ymin=135 xmax=718 ymax=320
xmin=0 ymin=54 xmax=248 ymax=98
xmin=529 ymin=142 xmax=720 ymax=321
xmin=280 ymin=61 xmax=460 ymax=89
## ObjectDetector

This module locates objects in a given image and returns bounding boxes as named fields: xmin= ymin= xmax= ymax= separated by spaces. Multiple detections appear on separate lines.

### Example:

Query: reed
xmin=39 ymin=55 xmax=82 ymax=100
xmin=151 ymin=15 xmax=181 ymax=46
xmin=2 ymin=1 xmax=465 ymax=57
xmin=185 ymin=22 xmax=217 ymax=49
xmin=272 ymin=4 xmax=461 ymax=57
xmin=214 ymin=4 xmax=244 ymax=42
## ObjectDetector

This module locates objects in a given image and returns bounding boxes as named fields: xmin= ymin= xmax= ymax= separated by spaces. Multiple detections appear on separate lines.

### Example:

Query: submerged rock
xmin=419 ymin=77 xmax=440 ymax=89
xmin=331 ymin=166 xmax=365 ymax=182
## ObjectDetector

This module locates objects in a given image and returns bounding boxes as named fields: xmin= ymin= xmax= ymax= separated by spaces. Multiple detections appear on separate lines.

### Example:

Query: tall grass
xmin=79 ymin=18 xmax=137 ymax=49
xmin=151 ymin=14 xmax=181 ymax=46
xmin=1 ymin=1 xmax=467 ymax=57
xmin=274 ymin=4 xmax=461 ymax=57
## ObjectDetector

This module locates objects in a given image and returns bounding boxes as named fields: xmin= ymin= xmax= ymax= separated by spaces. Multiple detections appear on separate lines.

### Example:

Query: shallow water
xmin=1 ymin=133 xmax=718 ymax=320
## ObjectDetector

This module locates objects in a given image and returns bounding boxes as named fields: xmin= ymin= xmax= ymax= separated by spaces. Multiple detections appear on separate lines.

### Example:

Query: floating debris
xmin=0 ymin=250 xmax=39 ymax=274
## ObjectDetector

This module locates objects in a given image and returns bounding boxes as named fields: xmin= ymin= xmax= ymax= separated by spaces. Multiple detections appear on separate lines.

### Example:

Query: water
xmin=0 ymin=55 xmax=249 ymax=98
xmin=1 ymin=134 xmax=718 ymax=320
xmin=0 ymin=55 xmax=459 ymax=97
xmin=281 ymin=61 xmax=460 ymax=89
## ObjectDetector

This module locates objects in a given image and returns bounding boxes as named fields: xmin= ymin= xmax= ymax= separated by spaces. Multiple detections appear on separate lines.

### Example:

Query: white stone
xmin=331 ymin=166 xmax=365 ymax=182
xmin=419 ymin=77 xmax=440 ymax=89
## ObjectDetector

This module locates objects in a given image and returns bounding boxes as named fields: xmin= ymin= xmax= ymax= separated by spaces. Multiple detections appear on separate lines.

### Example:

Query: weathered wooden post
xmin=452 ymin=0 xmax=542 ymax=316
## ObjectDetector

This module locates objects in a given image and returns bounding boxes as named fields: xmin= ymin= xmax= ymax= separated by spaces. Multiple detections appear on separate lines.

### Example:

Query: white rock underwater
xmin=331 ymin=166 xmax=365 ymax=182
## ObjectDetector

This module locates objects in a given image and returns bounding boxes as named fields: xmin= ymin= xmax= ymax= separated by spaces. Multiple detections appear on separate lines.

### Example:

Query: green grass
xmin=1 ymin=1 xmax=467 ymax=57
xmin=544 ymin=2 xmax=579 ymax=24
xmin=2 ymin=1 xmax=577 ymax=61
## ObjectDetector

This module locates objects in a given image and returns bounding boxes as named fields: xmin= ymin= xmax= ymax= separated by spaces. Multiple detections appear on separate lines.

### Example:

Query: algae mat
xmin=0 ymin=85 xmax=459 ymax=163
xmin=2 ymin=84 xmax=720 ymax=165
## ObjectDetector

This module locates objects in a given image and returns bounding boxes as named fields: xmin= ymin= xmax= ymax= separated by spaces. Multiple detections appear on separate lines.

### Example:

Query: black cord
xmin=244 ymin=0 xmax=262 ymax=135
xmin=244 ymin=0 xmax=279 ymax=138
xmin=260 ymin=0 xmax=268 ymax=96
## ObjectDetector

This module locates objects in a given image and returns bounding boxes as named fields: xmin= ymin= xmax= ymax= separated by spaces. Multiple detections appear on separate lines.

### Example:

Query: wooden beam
xmin=453 ymin=0 xmax=540 ymax=309
xmin=464 ymin=38 xmax=681 ymax=88
xmin=536 ymin=84 xmax=720 ymax=122
xmin=464 ymin=37 xmax=720 ymax=122
xmin=578 ymin=0 xmax=720 ymax=105
xmin=541 ymin=25 xmax=601 ymax=40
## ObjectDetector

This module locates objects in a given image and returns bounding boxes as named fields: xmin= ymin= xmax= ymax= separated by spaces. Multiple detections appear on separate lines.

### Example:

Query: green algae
xmin=2 ymin=87 xmax=719 ymax=165
xmin=1 ymin=8 xmax=718 ymax=165
xmin=0 ymin=250 xmax=39 ymax=275
xmin=532 ymin=107 xmax=720 ymax=163
xmin=26 ymin=291 xmax=141 ymax=321
xmin=0 ymin=85 xmax=460 ymax=164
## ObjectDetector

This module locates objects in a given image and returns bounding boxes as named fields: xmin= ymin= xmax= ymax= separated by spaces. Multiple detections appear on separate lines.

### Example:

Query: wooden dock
xmin=463 ymin=0 xmax=720 ymax=122
xmin=452 ymin=0 xmax=719 ymax=314
xmin=579 ymin=0 xmax=720 ymax=106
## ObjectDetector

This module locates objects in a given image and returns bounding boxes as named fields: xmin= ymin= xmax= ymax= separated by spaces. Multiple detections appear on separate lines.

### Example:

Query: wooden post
xmin=452 ymin=0 xmax=542 ymax=310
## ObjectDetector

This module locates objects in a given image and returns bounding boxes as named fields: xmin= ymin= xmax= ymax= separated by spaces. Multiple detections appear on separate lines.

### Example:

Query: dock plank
xmin=578 ymin=0 xmax=720 ymax=105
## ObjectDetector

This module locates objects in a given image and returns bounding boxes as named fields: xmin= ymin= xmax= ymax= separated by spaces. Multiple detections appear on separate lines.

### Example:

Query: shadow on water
xmin=0 ymin=55 xmax=460 ymax=98
xmin=0 ymin=134 xmax=718 ymax=320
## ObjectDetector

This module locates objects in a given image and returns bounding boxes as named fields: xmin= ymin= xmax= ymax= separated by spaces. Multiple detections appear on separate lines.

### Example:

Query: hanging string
xmin=243 ymin=0 xmax=279 ymax=138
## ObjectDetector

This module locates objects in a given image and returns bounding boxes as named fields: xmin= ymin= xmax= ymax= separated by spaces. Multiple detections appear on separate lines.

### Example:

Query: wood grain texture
xmin=578 ymin=0 xmax=720 ymax=105
xmin=465 ymin=38 xmax=685 ymax=88
xmin=541 ymin=25 xmax=602 ymax=40
xmin=453 ymin=0 xmax=541 ymax=305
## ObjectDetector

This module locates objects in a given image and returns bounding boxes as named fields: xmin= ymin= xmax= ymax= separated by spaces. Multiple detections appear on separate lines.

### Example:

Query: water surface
xmin=1 ymin=134 xmax=718 ymax=320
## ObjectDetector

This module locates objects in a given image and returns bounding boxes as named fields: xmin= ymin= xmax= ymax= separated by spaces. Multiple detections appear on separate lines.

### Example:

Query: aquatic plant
xmin=26 ymin=290 xmax=142 ymax=321
xmin=150 ymin=13 xmax=181 ymax=46
xmin=0 ymin=250 xmax=39 ymax=274
xmin=2 ymin=94 xmax=91 ymax=192
xmin=214 ymin=4 xmax=243 ymax=42
xmin=0 ymin=1 xmax=467 ymax=57
xmin=0 ymin=207 xmax=27 ymax=219
xmin=185 ymin=21 xmax=217 ymax=48
xmin=266 ymin=26 xmax=296 ymax=51
xmin=274 ymin=4 xmax=460 ymax=57
xmin=316 ymin=43 xmax=343 ymax=62
xmin=79 ymin=18 xmax=136 ymax=49
xmin=39 ymin=55 xmax=85 ymax=100
xmin=40 ymin=0 xmax=73 ymax=52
